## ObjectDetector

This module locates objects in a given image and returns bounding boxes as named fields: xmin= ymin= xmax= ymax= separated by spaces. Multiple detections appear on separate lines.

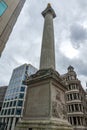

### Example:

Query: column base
xmin=15 ymin=118 xmax=73 ymax=130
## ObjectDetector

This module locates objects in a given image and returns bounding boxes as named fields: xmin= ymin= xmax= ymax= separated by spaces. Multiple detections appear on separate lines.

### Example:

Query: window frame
xmin=0 ymin=0 xmax=8 ymax=16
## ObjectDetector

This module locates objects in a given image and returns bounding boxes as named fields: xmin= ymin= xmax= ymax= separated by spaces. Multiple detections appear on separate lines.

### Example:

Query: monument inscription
xmin=24 ymin=82 xmax=50 ymax=118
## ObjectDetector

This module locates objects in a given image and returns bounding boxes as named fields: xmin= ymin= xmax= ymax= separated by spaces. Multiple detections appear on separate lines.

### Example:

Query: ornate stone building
xmin=61 ymin=65 xmax=87 ymax=130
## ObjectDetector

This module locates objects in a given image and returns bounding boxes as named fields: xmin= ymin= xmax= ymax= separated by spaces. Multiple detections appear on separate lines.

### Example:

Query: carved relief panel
xmin=52 ymin=86 xmax=67 ymax=119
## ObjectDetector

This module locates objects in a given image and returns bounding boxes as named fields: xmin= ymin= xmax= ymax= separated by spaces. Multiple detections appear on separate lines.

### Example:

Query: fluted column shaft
xmin=40 ymin=4 xmax=56 ymax=70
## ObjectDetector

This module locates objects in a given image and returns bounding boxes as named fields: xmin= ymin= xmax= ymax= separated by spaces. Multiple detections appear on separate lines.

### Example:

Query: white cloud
xmin=59 ymin=41 xmax=79 ymax=59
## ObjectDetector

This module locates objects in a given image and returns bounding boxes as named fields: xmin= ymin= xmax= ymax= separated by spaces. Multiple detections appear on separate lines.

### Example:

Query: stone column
xmin=80 ymin=117 xmax=82 ymax=125
xmin=82 ymin=117 xmax=84 ymax=125
xmin=72 ymin=117 xmax=74 ymax=125
xmin=73 ymin=104 xmax=76 ymax=112
xmin=68 ymin=117 xmax=70 ymax=123
xmin=40 ymin=3 xmax=56 ymax=70
xmin=76 ymin=117 xmax=78 ymax=125
xmin=76 ymin=93 xmax=78 ymax=99
xmin=81 ymin=105 xmax=83 ymax=112
xmin=78 ymin=104 xmax=80 ymax=111
xmin=72 ymin=93 xmax=74 ymax=100
xmin=70 ymin=105 xmax=72 ymax=112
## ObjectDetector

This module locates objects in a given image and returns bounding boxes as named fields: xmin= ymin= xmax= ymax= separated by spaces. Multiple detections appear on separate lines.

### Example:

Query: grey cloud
xmin=78 ymin=0 xmax=87 ymax=10
xmin=1 ymin=0 xmax=87 ymax=89
xmin=55 ymin=44 xmax=87 ymax=77
xmin=70 ymin=23 xmax=87 ymax=48
xmin=56 ymin=50 xmax=87 ymax=78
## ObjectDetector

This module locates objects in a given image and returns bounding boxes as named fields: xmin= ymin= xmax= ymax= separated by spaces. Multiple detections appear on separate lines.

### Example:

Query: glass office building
xmin=0 ymin=0 xmax=26 ymax=56
xmin=0 ymin=64 xmax=37 ymax=130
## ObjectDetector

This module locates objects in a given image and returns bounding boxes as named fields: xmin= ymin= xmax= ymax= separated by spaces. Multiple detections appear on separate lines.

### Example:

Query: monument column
xmin=15 ymin=4 xmax=73 ymax=130
xmin=40 ymin=3 xmax=55 ymax=70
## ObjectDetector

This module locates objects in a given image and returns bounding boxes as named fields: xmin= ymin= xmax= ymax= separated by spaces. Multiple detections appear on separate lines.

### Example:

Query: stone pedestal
xmin=15 ymin=69 xmax=73 ymax=130
xmin=15 ymin=119 xmax=72 ymax=130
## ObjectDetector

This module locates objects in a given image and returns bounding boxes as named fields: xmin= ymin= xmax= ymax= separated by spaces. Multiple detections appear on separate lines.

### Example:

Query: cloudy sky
xmin=0 ymin=0 xmax=87 ymax=89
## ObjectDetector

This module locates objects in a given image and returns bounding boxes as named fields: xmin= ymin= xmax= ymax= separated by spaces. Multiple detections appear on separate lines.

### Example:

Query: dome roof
xmin=67 ymin=65 xmax=74 ymax=72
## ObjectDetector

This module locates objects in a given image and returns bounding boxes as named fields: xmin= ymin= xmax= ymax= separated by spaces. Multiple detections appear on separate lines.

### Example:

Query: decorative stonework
xmin=56 ymin=90 xmax=61 ymax=101
xmin=52 ymin=101 xmax=67 ymax=119
xmin=52 ymin=89 xmax=67 ymax=119
xmin=52 ymin=101 xmax=60 ymax=118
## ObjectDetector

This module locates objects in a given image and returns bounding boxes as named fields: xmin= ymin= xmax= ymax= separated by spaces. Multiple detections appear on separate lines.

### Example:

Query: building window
xmin=16 ymin=108 xmax=22 ymax=115
xmin=4 ymin=109 xmax=7 ymax=115
xmin=70 ymin=117 xmax=72 ymax=125
xmin=17 ymin=100 xmax=23 ymax=106
xmin=6 ymin=102 xmax=9 ymax=107
xmin=1 ymin=109 xmax=4 ymax=115
xmin=26 ymin=66 xmax=28 ymax=70
xmin=77 ymin=117 xmax=81 ymax=125
xmin=9 ymin=101 xmax=13 ymax=107
xmin=73 ymin=117 xmax=77 ymax=125
xmin=71 ymin=104 xmax=74 ymax=112
xmin=20 ymin=87 xmax=25 ymax=92
xmin=75 ymin=104 xmax=79 ymax=111
xmin=7 ymin=109 xmax=11 ymax=115
xmin=11 ymin=108 xmax=15 ymax=115
xmin=73 ymin=93 xmax=77 ymax=100
xmin=0 ymin=1 xmax=7 ymax=16
xmin=29 ymin=128 xmax=32 ymax=130
xmin=79 ymin=104 xmax=82 ymax=112
xmin=3 ymin=102 xmax=6 ymax=108
xmin=19 ymin=93 xmax=24 ymax=99
xmin=15 ymin=94 xmax=18 ymax=99
xmin=70 ymin=94 xmax=73 ymax=100
xmin=68 ymin=85 xmax=71 ymax=90
xmin=13 ymin=100 xmax=16 ymax=106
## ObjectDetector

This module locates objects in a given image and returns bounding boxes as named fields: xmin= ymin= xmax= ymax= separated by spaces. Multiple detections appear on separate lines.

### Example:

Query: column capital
xmin=42 ymin=3 xmax=56 ymax=18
